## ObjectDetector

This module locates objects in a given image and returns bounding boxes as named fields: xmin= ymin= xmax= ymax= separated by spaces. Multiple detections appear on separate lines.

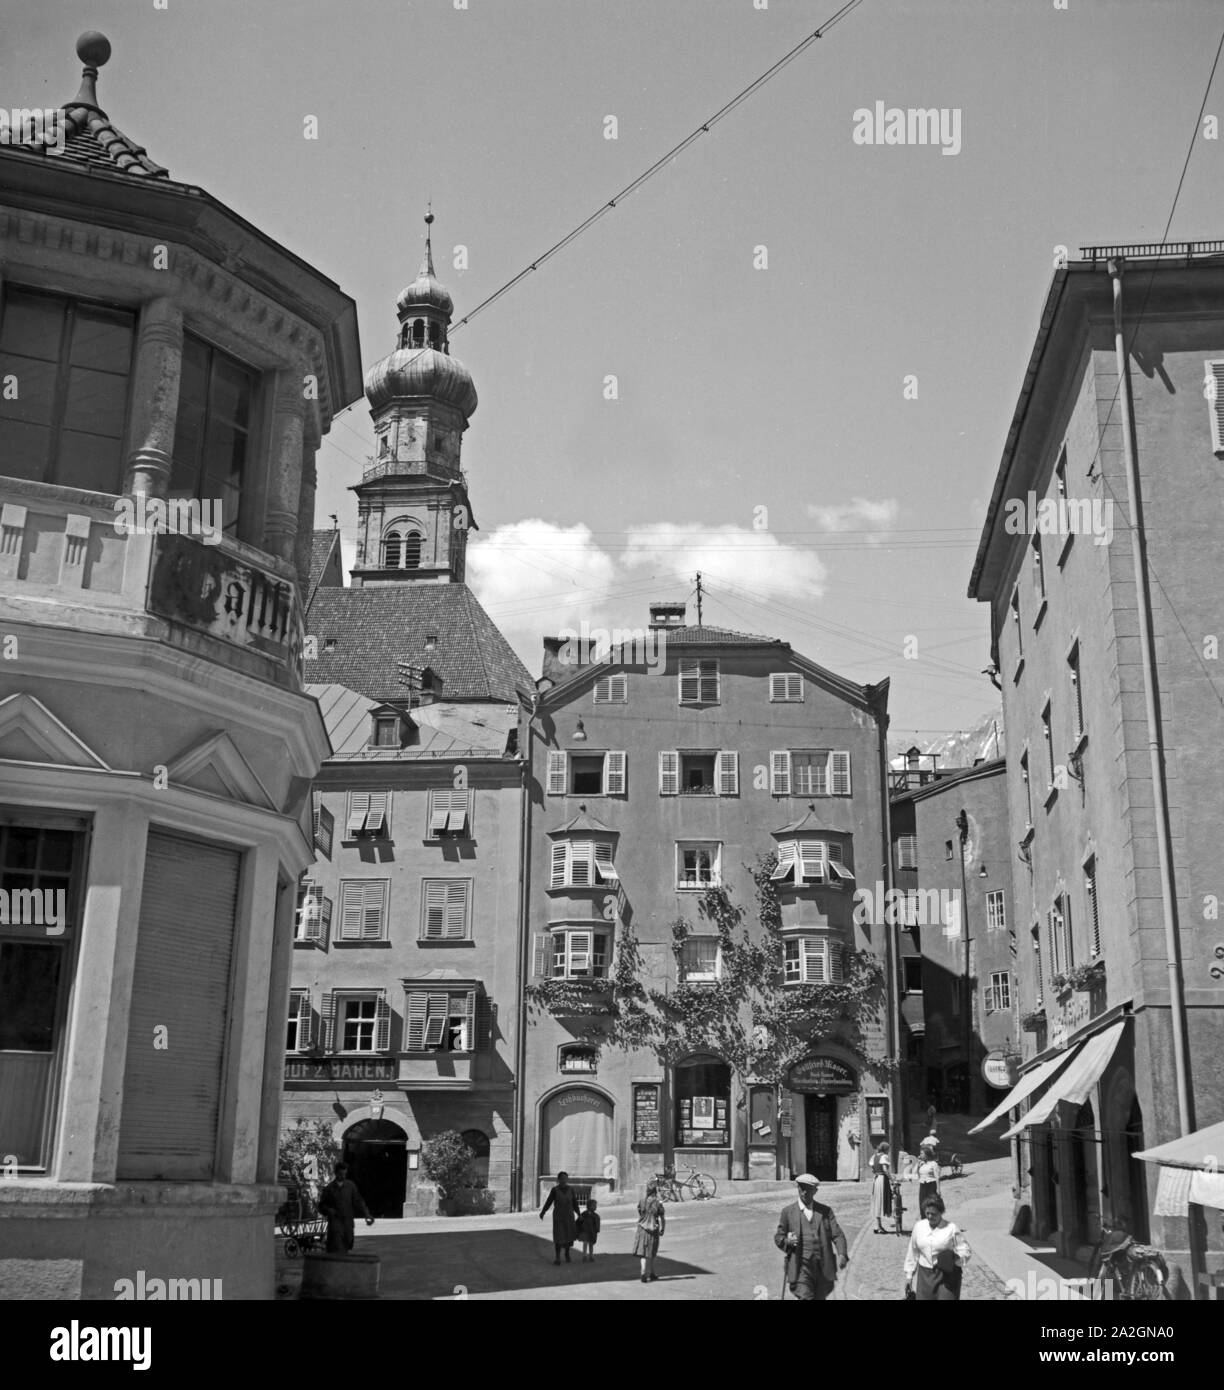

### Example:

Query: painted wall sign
xmin=982 ymin=1051 xmax=1020 ymax=1089
xmin=786 ymin=1056 xmax=857 ymax=1094
xmin=285 ymin=1059 xmax=396 ymax=1082
xmin=1049 ymin=991 xmax=1093 ymax=1050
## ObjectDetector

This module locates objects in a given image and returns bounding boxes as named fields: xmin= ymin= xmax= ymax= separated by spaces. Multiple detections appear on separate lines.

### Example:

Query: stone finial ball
xmin=77 ymin=32 xmax=112 ymax=67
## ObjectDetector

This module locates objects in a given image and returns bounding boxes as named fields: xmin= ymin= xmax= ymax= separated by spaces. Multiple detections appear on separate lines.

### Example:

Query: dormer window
xmin=170 ymin=331 xmax=256 ymax=537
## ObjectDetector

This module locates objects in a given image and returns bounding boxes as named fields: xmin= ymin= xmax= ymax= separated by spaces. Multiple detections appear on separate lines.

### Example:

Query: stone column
xmin=294 ymin=438 xmax=318 ymax=597
xmin=121 ymin=297 xmax=183 ymax=499
xmin=266 ymin=369 xmax=307 ymax=566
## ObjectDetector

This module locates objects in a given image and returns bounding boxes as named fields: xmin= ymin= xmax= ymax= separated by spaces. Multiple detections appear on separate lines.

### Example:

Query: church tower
xmin=352 ymin=213 xmax=477 ymax=585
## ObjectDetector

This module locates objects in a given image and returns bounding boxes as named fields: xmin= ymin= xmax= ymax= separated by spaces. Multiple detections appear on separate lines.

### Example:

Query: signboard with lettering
xmin=632 ymin=1083 xmax=661 ymax=1146
xmin=285 ymin=1059 xmax=396 ymax=1083
xmin=1049 ymin=992 xmax=1092 ymax=1050
xmin=867 ymin=1096 xmax=889 ymax=1138
xmin=786 ymin=1056 xmax=857 ymax=1095
xmin=982 ymin=1051 xmax=1021 ymax=1090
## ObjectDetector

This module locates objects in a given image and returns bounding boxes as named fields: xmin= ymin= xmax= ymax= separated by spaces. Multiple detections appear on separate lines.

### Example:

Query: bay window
xmin=783 ymin=935 xmax=846 ymax=984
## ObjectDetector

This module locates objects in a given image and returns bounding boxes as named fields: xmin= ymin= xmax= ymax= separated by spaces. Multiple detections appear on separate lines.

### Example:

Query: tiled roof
xmin=310 ymin=682 xmax=516 ymax=760
xmin=649 ymin=624 xmax=784 ymax=646
xmin=308 ymin=531 xmax=343 ymax=593
xmin=547 ymin=809 xmax=615 ymax=836
xmin=305 ymin=583 xmax=532 ymax=704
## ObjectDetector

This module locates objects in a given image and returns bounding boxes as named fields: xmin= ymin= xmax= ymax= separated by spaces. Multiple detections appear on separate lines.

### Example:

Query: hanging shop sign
xmin=982 ymin=1051 xmax=1021 ymax=1090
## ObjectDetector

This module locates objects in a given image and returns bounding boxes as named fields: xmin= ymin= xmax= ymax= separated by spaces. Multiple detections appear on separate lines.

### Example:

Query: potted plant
xmin=1020 ymin=1009 xmax=1047 ymax=1033
xmin=420 ymin=1130 xmax=479 ymax=1216
xmin=1051 ymin=960 xmax=1105 ymax=995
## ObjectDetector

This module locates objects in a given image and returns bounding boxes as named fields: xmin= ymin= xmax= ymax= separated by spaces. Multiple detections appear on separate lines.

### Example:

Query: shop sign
xmin=285 ymin=1058 xmax=396 ymax=1082
xmin=1049 ymin=991 xmax=1093 ymax=1049
xmin=632 ymin=1083 xmax=661 ymax=1145
xmin=867 ymin=1096 xmax=889 ymax=1137
xmin=982 ymin=1051 xmax=1020 ymax=1090
xmin=786 ymin=1056 xmax=856 ymax=1094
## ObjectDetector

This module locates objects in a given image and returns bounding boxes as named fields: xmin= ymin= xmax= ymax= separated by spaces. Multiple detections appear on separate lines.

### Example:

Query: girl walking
xmin=632 ymin=1179 xmax=666 ymax=1283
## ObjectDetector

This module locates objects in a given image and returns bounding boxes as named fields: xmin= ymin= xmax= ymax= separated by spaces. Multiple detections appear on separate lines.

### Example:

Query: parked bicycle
xmin=655 ymin=1164 xmax=717 ymax=1202
xmin=1088 ymin=1221 xmax=1168 ymax=1300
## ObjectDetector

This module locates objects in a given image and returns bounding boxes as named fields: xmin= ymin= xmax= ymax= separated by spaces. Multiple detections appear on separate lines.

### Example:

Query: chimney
xmin=648 ymin=601 xmax=686 ymax=630
xmin=541 ymin=634 xmax=596 ymax=683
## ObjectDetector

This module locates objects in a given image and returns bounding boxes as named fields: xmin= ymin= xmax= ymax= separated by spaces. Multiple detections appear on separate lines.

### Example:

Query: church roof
xmin=305 ymin=583 xmax=532 ymax=704
xmin=0 ymin=34 xmax=170 ymax=181
xmin=308 ymin=531 xmax=343 ymax=593
xmin=309 ymin=683 xmax=517 ymax=759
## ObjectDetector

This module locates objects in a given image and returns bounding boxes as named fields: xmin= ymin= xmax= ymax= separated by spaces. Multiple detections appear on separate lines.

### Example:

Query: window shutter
xmin=827 ymin=851 xmax=855 ymax=884
xmin=984 ymin=986 xmax=996 ymax=1014
xmin=406 ymin=992 xmax=428 ymax=1050
xmin=312 ymin=791 xmax=321 ymax=843
xmin=321 ymin=990 xmax=337 ymax=1052
xmin=716 ymin=750 xmax=739 ymax=796
xmin=604 ymin=750 xmax=626 ymax=795
xmin=339 ymin=882 xmax=364 ymax=940
xmin=366 ymin=791 xmax=389 ymax=836
xmin=830 ymin=751 xmax=851 ymax=796
xmin=296 ymin=992 xmax=315 ymax=1049
xmin=446 ymin=792 xmax=470 ymax=836
xmin=594 ymin=673 xmax=628 ymax=703
xmin=569 ymin=931 xmax=593 ymax=974
xmin=897 ymin=834 xmax=917 ymax=870
xmin=532 ymin=933 xmax=551 ymax=979
xmin=375 ymin=990 xmax=390 ymax=1051
xmin=1208 ymin=360 xmax=1224 ymax=452
xmin=546 ymin=750 xmax=567 ymax=795
xmin=658 ymin=750 xmax=679 ymax=796
xmin=829 ymin=943 xmax=845 ymax=982
xmin=770 ymin=751 xmax=791 ymax=796
xmin=769 ymin=673 xmax=784 ymax=701
xmin=317 ymin=805 xmax=334 ymax=858
xmin=445 ymin=881 xmax=468 ymax=939
xmin=699 ymin=660 xmax=720 ymax=703
xmin=460 ymin=990 xmax=476 ymax=1051
xmin=430 ymin=790 xmax=451 ymax=836
xmin=593 ymin=840 xmax=618 ymax=882
xmin=802 ymin=937 xmax=825 ymax=983
xmin=550 ymin=842 xmax=568 ymax=888
xmin=423 ymin=881 xmax=447 ymax=939
xmin=476 ymin=994 xmax=493 ymax=1049
xmin=424 ymin=1012 xmax=447 ymax=1049
xmin=798 ymin=841 xmax=826 ymax=883
xmin=770 ymin=840 xmax=797 ymax=881
xmin=679 ymin=662 xmax=700 ymax=703
xmin=361 ymin=882 xmax=385 ymax=940
xmin=569 ymin=843 xmax=593 ymax=887
xmin=346 ymin=793 xmax=370 ymax=837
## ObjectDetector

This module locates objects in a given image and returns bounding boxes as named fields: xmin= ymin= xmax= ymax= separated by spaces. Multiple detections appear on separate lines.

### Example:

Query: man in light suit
xmin=774 ymin=1174 xmax=849 ymax=1301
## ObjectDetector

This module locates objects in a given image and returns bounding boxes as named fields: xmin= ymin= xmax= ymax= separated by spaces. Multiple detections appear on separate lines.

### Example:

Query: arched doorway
xmin=540 ymin=1088 xmax=613 ymax=1191
xmin=461 ymin=1129 xmax=491 ymax=1187
xmin=343 ymin=1118 xmax=408 ymax=1218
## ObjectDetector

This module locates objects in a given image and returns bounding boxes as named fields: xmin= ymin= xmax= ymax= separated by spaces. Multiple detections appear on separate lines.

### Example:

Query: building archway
xmin=340 ymin=1116 xmax=409 ymax=1218
xmin=538 ymin=1085 xmax=614 ymax=1193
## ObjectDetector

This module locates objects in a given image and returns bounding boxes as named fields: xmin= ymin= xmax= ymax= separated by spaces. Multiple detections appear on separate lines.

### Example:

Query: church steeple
xmin=353 ymin=212 xmax=477 ymax=588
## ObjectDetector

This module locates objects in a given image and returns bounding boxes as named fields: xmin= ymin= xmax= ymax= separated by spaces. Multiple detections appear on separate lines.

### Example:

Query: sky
xmin=5 ymin=0 xmax=1222 ymax=740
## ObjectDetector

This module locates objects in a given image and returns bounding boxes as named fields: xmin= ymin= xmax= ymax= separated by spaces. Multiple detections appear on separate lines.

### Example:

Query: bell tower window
xmin=429 ymin=322 xmax=441 ymax=349
xmin=383 ymin=530 xmax=401 ymax=568
xmin=412 ymin=319 xmax=425 ymax=347
xmin=403 ymin=531 xmax=422 ymax=569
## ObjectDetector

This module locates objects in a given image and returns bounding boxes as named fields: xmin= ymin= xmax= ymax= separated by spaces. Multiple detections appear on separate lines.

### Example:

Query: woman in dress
xmin=632 ymin=1178 xmax=666 ymax=1283
xmin=539 ymin=1170 xmax=580 ymax=1265
xmin=870 ymin=1143 xmax=891 ymax=1234
xmin=916 ymin=1148 xmax=941 ymax=1213
xmin=903 ymin=1194 xmax=971 ymax=1300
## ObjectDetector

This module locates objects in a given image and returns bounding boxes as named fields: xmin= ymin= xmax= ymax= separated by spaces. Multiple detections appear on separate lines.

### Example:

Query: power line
xmin=446 ymin=0 xmax=865 ymax=336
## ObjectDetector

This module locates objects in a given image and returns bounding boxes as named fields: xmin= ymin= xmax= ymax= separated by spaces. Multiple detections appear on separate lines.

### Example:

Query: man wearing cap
xmin=774 ymin=1174 xmax=849 ymax=1301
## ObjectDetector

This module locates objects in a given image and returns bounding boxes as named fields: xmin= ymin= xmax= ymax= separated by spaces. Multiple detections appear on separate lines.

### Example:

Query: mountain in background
xmin=888 ymin=708 xmax=1004 ymax=772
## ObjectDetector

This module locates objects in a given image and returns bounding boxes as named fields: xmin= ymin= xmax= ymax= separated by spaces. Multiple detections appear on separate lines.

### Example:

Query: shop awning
xmin=1000 ymin=1020 xmax=1127 ymax=1139
xmin=967 ymin=1048 xmax=1076 ymax=1135
xmin=1133 ymin=1119 xmax=1224 ymax=1171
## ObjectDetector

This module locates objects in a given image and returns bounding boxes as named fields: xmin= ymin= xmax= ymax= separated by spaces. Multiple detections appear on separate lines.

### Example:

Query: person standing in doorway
xmin=903 ymin=1194 xmax=971 ymax=1300
xmin=317 ymin=1162 xmax=374 ymax=1254
xmin=774 ymin=1174 xmax=849 ymax=1301
xmin=632 ymin=1179 xmax=666 ymax=1283
xmin=539 ymin=1171 xmax=580 ymax=1264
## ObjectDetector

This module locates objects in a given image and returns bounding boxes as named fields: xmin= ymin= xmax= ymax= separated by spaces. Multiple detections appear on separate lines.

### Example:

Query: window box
xmin=1051 ymin=960 xmax=1104 ymax=995
xmin=1020 ymin=1009 xmax=1047 ymax=1033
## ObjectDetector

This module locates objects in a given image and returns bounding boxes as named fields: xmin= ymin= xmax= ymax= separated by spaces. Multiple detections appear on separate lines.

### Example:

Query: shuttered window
xmin=428 ymin=788 xmax=472 ymax=837
xmin=545 ymin=928 xmax=610 ymax=978
xmin=1085 ymin=857 xmax=1101 ymax=959
xmin=287 ymin=990 xmax=313 ymax=1052
xmin=345 ymin=791 xmax=390 ymax=837
xmin=404 ymin=987 xmax=480 ymax=1052
xmin=550 ymin=839 xmax=618 ymax=888
xmin=895 ymin=834 xmax=917 ymax=870
xmin=295 ymin=883 xmax=332 ymax=943
xmin=678 ymin=659 xmax=719 ymax=704
xmin=325 ymin=991 xmax=389 ymax=1053
xmin=769 ymin=672 xmax=803 ymax=702
xmin=594 ymin=673 xmax=628 ymax=703
xmin=312 ymin=792 xmax=334 ymax=858
xmin=783 ymin=936 xmax=844 ymax=985
xmin=604 ymin=750 xmax=626 ymax=795
xmin=117 ymin=831 xmax=239 ymax=1181
xmin=1205 ymin=359 xmax=1224 ymax=453
xmin=421 ymin=879 xmax=471 ymax=940
xmin=716 ymin=750 xmax=739 ymax=796
xmin=770 ymin=750 xmax=851 ymax=796
xmin=770 ymin=841 xmax=797 ymax=881
xmin=337 ymin=880 xmax=388 ymax=942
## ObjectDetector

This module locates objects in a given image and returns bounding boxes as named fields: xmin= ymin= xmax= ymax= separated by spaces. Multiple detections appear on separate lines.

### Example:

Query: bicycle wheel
xmin=284 ymin=1236 xmax=301 ymax=1258
xmin=1126 ymin=1265 xmax=1165 ymax=1301
xmin=694 ymin=1174 xmax=717 ymax=1200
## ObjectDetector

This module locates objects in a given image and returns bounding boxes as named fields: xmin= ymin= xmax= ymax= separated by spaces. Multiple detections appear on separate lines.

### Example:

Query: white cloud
xmin=806 ymin=496 xmax=899 ymax=543
xmin=619 ymin=523 xmax=827 ymax=600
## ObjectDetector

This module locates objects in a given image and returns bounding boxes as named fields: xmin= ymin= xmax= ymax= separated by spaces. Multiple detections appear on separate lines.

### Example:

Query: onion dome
xmin=364 ymin=212 xmax=477 ymax=417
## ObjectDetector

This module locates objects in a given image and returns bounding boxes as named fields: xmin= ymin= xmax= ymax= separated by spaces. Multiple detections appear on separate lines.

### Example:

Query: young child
xmin=577 ymin=1198 xmax=601 ymax=1261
